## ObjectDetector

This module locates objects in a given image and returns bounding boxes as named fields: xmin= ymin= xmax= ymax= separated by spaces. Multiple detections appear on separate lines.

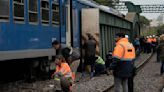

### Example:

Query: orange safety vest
xmin=55 ymin=63 xmax=74 ymax=80
xmin=152 ymin=38 xmax=157 ymax=42
xmin=147 ymin=38 xmax=152 ymax=43
xmin=113 ymin=38 xmax=135 ymax=61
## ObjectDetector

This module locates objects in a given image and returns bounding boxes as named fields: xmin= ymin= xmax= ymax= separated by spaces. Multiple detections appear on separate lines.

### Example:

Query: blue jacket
xmin=109 ymin=58 xmax=134 ymax=78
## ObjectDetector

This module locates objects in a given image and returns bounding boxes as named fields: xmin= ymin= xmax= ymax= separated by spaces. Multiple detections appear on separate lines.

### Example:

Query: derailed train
xmin=0 ymin=0 xmax=139 ymax=78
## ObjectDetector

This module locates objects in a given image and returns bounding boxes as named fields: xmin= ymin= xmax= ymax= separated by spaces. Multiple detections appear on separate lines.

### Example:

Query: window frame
xmin=0 ymin=0 xmax=10 ymax=22
xmin=28 ymin=0 xmax=39 ymax=24
xmin=41 ymin=0 xmax=50 ymax=25
xmin=13 ymin=0 xmax=25 ymax=23
xmin=52 ymin=2 xmax=60 ymax=26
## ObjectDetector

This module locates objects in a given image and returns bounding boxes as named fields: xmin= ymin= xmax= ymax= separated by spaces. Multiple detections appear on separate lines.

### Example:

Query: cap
xmin=125 ymin=35 xmax=129 ymax=39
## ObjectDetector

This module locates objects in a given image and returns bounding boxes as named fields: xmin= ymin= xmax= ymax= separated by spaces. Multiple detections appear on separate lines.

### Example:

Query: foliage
xmin=140 ymin=27 xmax=157 ymax=36
xmin=140 ymin=16 xmax=150 ymax=26
xmin=157 ymin=24 xmax=164 ymax=35
xmin=93 ymin=0 xmax=119 ymax=8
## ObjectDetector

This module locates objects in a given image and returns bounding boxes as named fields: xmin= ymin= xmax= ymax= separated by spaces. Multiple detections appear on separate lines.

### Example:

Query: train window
xmin=52 ymin=2 xmax=60 ymax=25
xmin=41 ymin=0 xmax=49 ymax=24
xmin=28 ymin=0 xmax=38 ymax=23
xmin=13 ymin=0 xmax=24 ymax=22
xmin=0 ymin=0 xmax=9 ymax=20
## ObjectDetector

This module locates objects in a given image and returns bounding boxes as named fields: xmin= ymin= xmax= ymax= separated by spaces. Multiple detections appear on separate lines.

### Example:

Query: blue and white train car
xmin=0 ymin=0 xmax=67 ymax=62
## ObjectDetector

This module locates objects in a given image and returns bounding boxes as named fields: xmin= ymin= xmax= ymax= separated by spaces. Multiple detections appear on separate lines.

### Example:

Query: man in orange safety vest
xmin=109 ymin=33 xmax=136 ymax=92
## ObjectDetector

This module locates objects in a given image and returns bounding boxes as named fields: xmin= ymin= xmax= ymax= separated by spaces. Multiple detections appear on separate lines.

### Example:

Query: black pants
xmin=161 ymin=62 xmax=164 ymax=75
xmin=140 ymin=44 xmax=144 ymax=52
xmin=151 ymin=42 xmax=156 ymax=52
xmin=146 ymin=43 xmax=151 ymax=53
xmin=94 ymin=64 xmax=106 ymax=76
xmin=128 ymin=67 xmax=136 ymax=92
xmin=157 ymin=49 xmax=160 ymax=62
xmin=83 ymin=55 xmax=95 ymax=73
xmin=143 ymin=43 xmax=147 ymax=53
xmin=128 ymin=76 xmax=134 ymax=92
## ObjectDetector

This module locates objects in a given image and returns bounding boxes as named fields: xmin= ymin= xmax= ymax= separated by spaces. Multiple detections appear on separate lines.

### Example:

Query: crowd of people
xmin=50 ymin=33 xmax=164 ymax=92
xmin=134 ymin=35 xmax=158 ymax=54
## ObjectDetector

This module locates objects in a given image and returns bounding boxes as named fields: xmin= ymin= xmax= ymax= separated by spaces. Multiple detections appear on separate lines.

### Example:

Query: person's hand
xmin=54 ymin=72 xmax=63 ymax=77
xmin=51 ymin=73 xmax=55 ymax=78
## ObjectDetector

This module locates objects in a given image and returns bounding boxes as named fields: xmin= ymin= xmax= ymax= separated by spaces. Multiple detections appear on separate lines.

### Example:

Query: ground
xmin=134 ymin=54 xmax=164 ymax=92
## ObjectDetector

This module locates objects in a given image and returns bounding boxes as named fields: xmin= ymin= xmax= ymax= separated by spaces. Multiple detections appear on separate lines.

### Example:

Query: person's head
xmin=115 ymin=33 xmax=125 ymax=42
xmin=55 ymin=55 xmax=65 ymax=66
xmin=153 ymin=35 xmax=155 ymax=38
xmin=125 ymin=35 xmax=129 ymax=39
xmin=87 ymin=33 xmax=94 ymax=40
xmin=52 ymin=40 xmax=60 ymax=49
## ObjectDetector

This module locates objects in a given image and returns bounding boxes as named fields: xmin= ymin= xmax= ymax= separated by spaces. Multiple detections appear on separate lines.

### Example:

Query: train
xmin=0 ymin=0 xmax=138 ymax=79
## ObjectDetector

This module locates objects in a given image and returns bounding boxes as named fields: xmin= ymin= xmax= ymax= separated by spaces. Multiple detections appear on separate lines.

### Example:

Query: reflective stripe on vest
xmin=96 ymin=56 xmax=105 ymax=65
xmin=65 ymin=72 xmax=72 ymax=78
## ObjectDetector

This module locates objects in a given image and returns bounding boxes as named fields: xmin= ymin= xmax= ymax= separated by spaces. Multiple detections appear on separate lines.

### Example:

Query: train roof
xmin=77 ymin=0 xmax=124 ymax=17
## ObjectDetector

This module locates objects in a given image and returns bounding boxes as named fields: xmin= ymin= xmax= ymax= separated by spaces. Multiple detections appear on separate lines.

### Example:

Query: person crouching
xmin=51 ymin=55 xmax=73 ymax=92
xmin=94 ymin=55 xmax=106 ymax=76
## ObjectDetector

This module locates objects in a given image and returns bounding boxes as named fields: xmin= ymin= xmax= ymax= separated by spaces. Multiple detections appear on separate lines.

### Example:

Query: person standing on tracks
xmin=134 ymin=36 xmax=140 ymax=56
xmin=152 ymin=35 xmax=157 ymax=52
xmin=82 ymin=34 xmax=96 ymax=78
xmin=157 ymin=36 xmax=161 ymax=62
xmin=157 ymin=34 xmax=164 ymax=75
xmin=143 ymin=37 xmax=148 ymax=53
xmin=146 ymin=36 xmax=152 ymax=53
xmin=109 ymin=33 xmax=136 ymax=92
xmin=139 ymin=36 xmax=145 ymax=53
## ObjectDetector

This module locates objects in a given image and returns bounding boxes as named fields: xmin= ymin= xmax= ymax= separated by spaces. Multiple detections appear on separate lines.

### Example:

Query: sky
xmin=120 ymin=0 xmax=164 ymax=20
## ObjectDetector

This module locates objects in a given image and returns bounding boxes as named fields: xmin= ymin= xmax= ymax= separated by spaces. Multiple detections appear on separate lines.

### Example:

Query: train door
xmin=65 ymin=0 xmax=80 ymax=48
xmin=65 ymin=0 xmax=72 ymax=47
xmin=72 ymin=9 xmax=80 ymax=48
xmin=81 ymin=9 xmax=100 ymax=55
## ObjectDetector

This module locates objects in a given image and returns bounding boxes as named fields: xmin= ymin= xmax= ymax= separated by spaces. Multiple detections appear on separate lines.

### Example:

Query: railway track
xmin=103 ymin=53 xmax=154 ymax=92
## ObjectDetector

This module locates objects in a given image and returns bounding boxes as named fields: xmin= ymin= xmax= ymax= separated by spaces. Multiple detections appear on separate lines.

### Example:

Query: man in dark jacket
xmin=52 ymin=40 xmax=67 ymax=56
xmin=157 ymin=35 xmax=164 ymax=75
xmin=83 ymin=34 xmax=96 ymax=78
xmin=139 ymin=36 xmax=145 ymax=53
xmin=109 ymin=33 xmax=136 ymax=92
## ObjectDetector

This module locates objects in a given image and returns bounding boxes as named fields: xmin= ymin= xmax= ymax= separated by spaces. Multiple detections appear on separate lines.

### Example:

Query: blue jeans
xmin=114 ymin=77 xmax=128 ymax=92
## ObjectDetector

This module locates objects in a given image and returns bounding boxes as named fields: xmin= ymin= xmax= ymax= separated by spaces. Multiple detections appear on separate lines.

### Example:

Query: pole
xmin=59 ymin=0 xmax=62 ymax=43
xmin=70 ymin=0 xmax=74 ymax=47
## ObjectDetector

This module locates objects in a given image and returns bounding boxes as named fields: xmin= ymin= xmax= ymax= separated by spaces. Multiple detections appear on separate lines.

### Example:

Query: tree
xmin=156 ymin=14 xmax=164 ymax=26
xmin=93 ymin=0 xmax=119 ymax=8
xmin=157 ymin=24 xmax=164 ymax=35
xmin=140 ymin=16 xmax=150 ymax=26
